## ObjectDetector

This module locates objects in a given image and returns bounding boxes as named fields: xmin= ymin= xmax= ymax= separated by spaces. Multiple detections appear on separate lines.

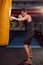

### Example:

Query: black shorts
xmin=24 ymin=31 xmax=33 ymax=45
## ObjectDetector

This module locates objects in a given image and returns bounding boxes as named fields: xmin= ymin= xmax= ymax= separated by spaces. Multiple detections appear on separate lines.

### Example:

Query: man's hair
xmin=21 ymin=8 xmax=27 ymax=12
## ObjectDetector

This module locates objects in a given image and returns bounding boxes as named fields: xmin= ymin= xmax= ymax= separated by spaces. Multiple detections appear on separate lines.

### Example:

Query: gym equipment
xmin=0 ymin=0 xmax=12 ymax=46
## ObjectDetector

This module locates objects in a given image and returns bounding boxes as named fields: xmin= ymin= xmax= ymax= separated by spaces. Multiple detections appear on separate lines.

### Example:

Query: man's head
xmin=21 ymin=8 xmax=27 ymax=17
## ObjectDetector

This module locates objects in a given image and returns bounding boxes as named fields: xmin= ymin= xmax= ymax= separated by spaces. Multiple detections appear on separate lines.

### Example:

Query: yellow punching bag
xmin=0 ymin=0 xmax=2 ymax=8
xmin=0 ymin=0 xmax=12 ymax=46
xmin=0 ymin=0 xmax=1 ymax=6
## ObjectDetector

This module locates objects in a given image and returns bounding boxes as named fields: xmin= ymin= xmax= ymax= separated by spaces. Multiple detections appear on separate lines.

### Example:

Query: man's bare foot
xmin=25 ymin=58 xmax=32 ymax=64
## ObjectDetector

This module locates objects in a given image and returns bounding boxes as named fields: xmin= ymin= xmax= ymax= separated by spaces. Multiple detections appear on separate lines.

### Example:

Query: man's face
xmin=21 ymin=11 xmax=27 ymax=17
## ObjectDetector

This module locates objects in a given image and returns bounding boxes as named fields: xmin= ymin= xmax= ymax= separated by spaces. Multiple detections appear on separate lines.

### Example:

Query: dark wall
xmin=10 ymin=0 xmax=43 ymax=35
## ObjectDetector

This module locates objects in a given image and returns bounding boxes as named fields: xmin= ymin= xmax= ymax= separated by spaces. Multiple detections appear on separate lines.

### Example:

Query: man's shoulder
xmin=26 ymin=15 xmax=31 ymax=19
xmin=27 ymin=14 xmax=31 ymax=17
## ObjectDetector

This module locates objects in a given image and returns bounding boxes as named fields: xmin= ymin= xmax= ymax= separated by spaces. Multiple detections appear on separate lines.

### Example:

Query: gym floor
xmin=0 ymin=31 xmax=43 ymax=65
xmin=0 ymin=48 xmax=43 ymax=65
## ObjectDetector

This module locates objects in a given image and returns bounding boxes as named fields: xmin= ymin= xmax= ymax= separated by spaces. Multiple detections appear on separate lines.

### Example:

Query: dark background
xmin=10 ymin=0 xmax=43 ymax=35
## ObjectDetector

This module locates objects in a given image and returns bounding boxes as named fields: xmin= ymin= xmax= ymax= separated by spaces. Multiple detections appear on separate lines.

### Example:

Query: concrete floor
xmin=0 ymin=47 xmax=43 ymax=65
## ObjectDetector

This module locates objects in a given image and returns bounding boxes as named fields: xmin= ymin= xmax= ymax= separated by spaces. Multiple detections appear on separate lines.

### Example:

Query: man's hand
xmin=10 ymin=16 xmax=18 ymax=21
xmin=18 ymin=15 xmax=22 ymax=18
xmin=10 ymin=16 xmax=14 ymax=21
xmin=10 ymin=16 xmax=16 ymax=21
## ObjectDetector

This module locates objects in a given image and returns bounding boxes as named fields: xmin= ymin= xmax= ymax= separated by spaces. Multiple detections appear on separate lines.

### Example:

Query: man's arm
xmin=18 ymin=15 xmax=23 ymax=27
xmin=18 ymin=15 xmax=22 ymax=18
xmin=17 ymin=16 xmax=27 ymax=21
xmin=10 ymin=16 xmax=27 ymax=21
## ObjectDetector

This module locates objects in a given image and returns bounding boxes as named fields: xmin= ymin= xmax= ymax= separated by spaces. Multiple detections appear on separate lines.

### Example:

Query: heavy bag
xmin=0 ymin=0 xmax=12 ymax=46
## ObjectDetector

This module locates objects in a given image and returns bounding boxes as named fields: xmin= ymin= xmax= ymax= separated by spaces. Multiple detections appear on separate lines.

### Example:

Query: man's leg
xmin=24 ymin=44 xmax=33 ymax=64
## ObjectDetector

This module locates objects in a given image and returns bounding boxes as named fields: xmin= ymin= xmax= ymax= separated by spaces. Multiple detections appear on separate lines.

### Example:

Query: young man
xmin=11 ymin=8 xmax=33 ymax=65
